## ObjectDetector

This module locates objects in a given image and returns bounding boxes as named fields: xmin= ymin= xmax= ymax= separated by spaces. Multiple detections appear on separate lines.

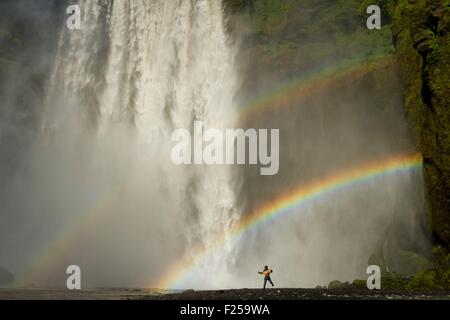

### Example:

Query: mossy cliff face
xmin=223 ymin=1 xmax=450 ymax=286
xmin=391 ymin=0 xmax=450 ymax=248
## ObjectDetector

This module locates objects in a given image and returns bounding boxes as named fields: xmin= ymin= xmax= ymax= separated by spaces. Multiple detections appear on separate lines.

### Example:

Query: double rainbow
xmin=16 ymin=53 xmax=413 ymax=290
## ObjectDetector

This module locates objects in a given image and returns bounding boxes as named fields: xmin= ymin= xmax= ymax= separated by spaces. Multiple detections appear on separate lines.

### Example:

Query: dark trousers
xmin=263 ymin=277 xmax=274 ymax=289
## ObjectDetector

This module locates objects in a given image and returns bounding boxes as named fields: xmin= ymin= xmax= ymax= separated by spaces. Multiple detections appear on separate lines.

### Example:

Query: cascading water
xmin=12 ymin=0 xmax=241 ymax=288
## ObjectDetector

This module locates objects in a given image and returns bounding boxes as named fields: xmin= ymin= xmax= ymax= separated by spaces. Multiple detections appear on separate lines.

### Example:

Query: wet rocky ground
xmin=146 ymin=288 xmax=450 ymax=300
xmin=1 ymin=288 xmax=449 ymax=300
xmin=0 ymin=288 xmax=165 ymax=300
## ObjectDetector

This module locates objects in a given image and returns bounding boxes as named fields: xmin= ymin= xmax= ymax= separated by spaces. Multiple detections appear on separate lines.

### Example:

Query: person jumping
xmin=258 ymin=265 xmax=274 ymax=289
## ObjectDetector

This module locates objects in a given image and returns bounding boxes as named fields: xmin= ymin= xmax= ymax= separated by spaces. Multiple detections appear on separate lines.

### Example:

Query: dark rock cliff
xmin=391 ymin=0 xmax=450 ymax=248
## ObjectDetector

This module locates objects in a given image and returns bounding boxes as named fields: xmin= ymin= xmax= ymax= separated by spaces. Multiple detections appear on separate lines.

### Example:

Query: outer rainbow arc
xmin=240 ymin=53 xmax=395 ymax=118
xmin=14 ymin=185 xmax=122 ymax=287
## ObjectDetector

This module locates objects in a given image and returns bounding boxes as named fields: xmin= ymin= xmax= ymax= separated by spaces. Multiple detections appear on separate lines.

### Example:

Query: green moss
xmin=406 ymin=270 xmax=440 ymax=290
xmin=0 ymin=28 xmax=11 ymax=39
xmin=432 ymin=245 xmax=450 ymax=286
xmin=327 ymin=280 xmax=342 ymax=289
xmin=351 ymin=279 xmax=367 ymax=289
xmin=392 ymin=0 xmax=450 ymax=247
xmin=250 ymin=0 xmax=295 ymax=38
xmin=392 ymin=249 xmax=433 ymax=275
xmin=404 ymin=245 xmax=450 ymax=290
xmin=226 ymin=0 xmax=395 ymax=76
xmin=327 ymin=280 xmax=353 ymax=289
xmin=380 ymin=272 xmax=411 ymax=290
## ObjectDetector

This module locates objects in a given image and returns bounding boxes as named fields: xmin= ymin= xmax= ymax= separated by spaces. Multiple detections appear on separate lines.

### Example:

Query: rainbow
xmin=153 ymin=153 xmax=422 ymax=289
xmin=15 ymin=53 xmax=401 ymax=288
xmin=240 ymin=53 xmax=395 ymax=118
xmin=14 ymin=184 xmax=121 ymax=287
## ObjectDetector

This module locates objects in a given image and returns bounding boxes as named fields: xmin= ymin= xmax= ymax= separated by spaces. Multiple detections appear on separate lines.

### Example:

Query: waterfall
xmin=16 ymin=0 xmax=241 ymax=288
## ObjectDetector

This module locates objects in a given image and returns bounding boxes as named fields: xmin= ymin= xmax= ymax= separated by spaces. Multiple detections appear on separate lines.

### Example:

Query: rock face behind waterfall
xmin=391 ymin=0 xmax=450 ymax=249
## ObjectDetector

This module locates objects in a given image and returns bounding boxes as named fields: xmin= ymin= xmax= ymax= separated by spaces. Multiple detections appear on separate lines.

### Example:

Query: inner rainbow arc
xmin=152 ymin=153 xmax=423 ymax=290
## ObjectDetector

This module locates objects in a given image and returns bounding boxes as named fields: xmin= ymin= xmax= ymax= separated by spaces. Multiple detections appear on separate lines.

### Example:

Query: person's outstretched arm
xmin=258 ymin=271 xmax=263 ymax=274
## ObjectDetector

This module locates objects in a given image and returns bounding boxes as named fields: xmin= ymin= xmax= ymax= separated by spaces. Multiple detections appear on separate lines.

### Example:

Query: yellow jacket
xmin=260 ymin=269 xmax=273 ymax=277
